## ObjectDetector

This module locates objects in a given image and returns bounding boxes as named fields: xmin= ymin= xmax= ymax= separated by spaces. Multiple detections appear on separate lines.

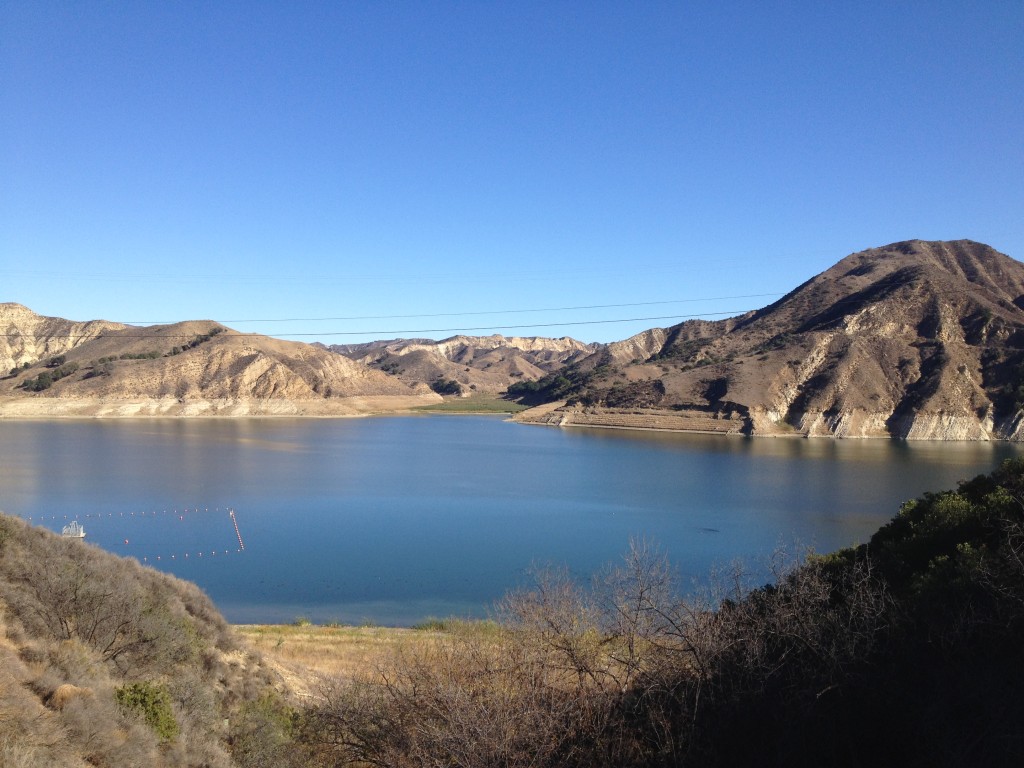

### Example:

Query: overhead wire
xmin=0 ymin=309 xmax=756 ymax=340
xmin=115 ymin=293 xmax=786 ymax=325
xmin=5 ymin=282 xmax=1015 ymax=341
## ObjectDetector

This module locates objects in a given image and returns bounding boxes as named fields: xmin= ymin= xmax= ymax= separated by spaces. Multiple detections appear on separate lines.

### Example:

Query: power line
xmin=0 ymin=309 xmax=754 ymax=341
xmin=281 ymin=311 xmax=751 ymax=337
xmin=6 ymin=283 xmax=1017 ymax=342
xmin=116 ymin=293 xmax=784 ymax=325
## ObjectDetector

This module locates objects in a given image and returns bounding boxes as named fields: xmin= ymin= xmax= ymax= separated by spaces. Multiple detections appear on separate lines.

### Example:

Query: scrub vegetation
xmin=291 ymin=459 xmax=1024 ymax=767
xmin=3 ymin=459 xmax=1024 ymax=765
xmin=0 ymin=514 xmax=288 ymax=767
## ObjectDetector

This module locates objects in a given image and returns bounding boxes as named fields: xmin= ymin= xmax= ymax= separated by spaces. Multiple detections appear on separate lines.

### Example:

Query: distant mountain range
xmin=4 ymin=239 xmax=1024 ymax=439
xmin=327 ymin=335 xmax=597 ymax=396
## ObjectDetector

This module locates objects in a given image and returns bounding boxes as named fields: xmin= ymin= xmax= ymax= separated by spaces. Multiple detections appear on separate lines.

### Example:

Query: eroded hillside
xmin=1 ymin=303 xmax=127 ymax=373
xmin=331 ymin=333 xmax=597 ymax=396
xmin=0 ymin=314 xmax=439 ymax=416
xmin=515 ymin=240 xmax=1024 ymax=440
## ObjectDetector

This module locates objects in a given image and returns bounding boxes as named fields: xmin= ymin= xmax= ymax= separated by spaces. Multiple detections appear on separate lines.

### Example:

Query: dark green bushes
xmin=167 ymin=326 xmax=223 ymax=356
xmin=573 ymin=378 xmax=666 ymax=408
xmin=7 ymin=361 xmax=31 ymax=375
xmin=429 ymin=378 xmax=463 ymax=395
xmin=20 ymin=361 xmax=79 ymax=391
xmin=507 ymin=361 xmax=605 ymax=405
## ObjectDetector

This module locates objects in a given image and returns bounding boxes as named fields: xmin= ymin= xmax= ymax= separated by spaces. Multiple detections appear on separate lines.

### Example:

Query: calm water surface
xmin=1 ymin=416 xmax=1020 ymax=625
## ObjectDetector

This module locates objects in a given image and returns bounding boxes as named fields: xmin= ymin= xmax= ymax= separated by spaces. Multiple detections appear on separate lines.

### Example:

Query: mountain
xmin=0 ymin=306 xmax=439 ymax=416
xmin=514 ymin=240 xmax=1024 ymax=440
xmin=329 ymin=334 xmax=598 ymax=396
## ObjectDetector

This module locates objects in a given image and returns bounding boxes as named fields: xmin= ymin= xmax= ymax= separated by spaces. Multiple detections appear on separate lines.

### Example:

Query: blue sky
xmin=2 ymin=2 xmax=1021 ymax=344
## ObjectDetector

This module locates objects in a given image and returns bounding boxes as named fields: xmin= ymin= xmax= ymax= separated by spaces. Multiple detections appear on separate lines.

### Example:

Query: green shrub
xmin=115 ymin=681 xmax=179 ymax=742
xmin=429 ymin=378 xmax=463 ymax=396
xmin=166 ymin=327 xmax=223 ymax=356
xmin=20 ymin=362 xmax=79 ymax=391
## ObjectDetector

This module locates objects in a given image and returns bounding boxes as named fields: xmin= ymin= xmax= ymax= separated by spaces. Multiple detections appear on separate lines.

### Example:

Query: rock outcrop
xmin=1 ymin=302 xmax=126 ymax=372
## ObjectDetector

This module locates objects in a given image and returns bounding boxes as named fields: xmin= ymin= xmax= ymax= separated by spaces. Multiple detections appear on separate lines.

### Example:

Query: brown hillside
xmin=0 ymin=512 xmax=297 ymax=767
xmin=517 ymin=240 xmax=1024 ymax=440
xmin=0 ymin=313 xmax=439 ymax=416
xmin=332 ymin=334 xmax=597 ymax=396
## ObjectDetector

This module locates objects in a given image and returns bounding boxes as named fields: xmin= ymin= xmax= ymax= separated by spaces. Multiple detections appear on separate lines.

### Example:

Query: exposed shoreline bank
xmin=2 ymin=395 xmax=1021 ymax=442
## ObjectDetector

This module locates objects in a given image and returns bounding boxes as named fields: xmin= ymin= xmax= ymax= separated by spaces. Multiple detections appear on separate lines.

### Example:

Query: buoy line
xmin=229 ymin=508 xmax=245 ymax=551
xmin=26 ymin=506 xmax=229 ymax=523
xmin=21 ymin=505 xmax=248 ymax=565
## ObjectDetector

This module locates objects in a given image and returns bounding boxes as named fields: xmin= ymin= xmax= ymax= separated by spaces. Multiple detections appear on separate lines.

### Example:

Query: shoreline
xmin=1 ymin=397 xmax=1020 ymax=442
xmin=519 ymin=419 xmax=1022 ymax=443
xmin=2 ymin=410 xmax=1019 ymax=443
xmin=512 ymin=402 xmax=1023 ymax=443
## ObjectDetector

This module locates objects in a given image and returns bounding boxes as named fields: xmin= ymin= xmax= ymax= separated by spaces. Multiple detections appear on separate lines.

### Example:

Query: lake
xmin=1 ymin=416 xmax=1020 ymax=625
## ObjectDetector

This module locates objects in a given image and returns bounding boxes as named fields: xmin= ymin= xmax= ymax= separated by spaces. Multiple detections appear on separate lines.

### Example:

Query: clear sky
xmin=2 ymin=2 xmax=1022 ymax=345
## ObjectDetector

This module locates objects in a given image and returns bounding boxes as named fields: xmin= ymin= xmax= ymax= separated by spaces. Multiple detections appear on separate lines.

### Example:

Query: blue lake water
xmin=1 ymin=416 xmax=1020 ymax=625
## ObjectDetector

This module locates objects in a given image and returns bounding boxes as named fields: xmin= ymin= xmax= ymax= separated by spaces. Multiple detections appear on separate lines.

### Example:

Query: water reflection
xmin=0 ymin=417 xmax=1019 ymax=625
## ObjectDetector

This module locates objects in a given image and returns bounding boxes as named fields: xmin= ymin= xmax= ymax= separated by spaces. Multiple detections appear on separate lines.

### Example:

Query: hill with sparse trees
xmin=0 ymin=306 xmax=439 ymax=416
xmin=6 ymin=240 xmax=1024 ymax=438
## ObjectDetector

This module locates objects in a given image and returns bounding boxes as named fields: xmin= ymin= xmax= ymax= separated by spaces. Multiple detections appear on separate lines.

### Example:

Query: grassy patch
xmin=413 ymin=396 xmax=528 ymax=414
xmin=237 ymin=623 xmax=432 ymax=682
xmin=236 ymin=620 xmax=501 ymax=687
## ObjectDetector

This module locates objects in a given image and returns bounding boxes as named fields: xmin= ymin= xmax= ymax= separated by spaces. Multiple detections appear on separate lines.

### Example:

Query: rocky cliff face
xmin=0 ymin=302 xmax=126 ymax=372
xmin=604 ymin=328 xmax=671 ymax=366
xmin=516 ymin=240 xmax=1024 ymax=441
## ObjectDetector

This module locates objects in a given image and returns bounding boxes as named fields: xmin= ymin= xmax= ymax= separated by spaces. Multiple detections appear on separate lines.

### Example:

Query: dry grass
xmin=235 ymin=624 xmax=444 ymax=697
